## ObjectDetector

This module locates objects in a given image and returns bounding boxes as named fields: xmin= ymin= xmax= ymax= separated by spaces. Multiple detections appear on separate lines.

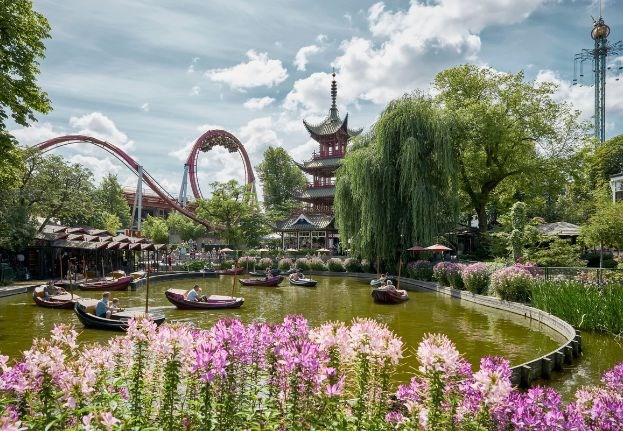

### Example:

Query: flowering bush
xmin=344 ymin=258 xmax=363 ymax=272
xmin=237 ymin=255 xmax=255 ymax=267
xmin=461 ymin=262 xmax=490 ymax=294
xmin=3 ymin=321 xmax=623 ymax=430
xmin=0 ymin=317 xmax=402 ymax=431
xmin=361 ymin=259 xmax=372 ymax=273
xmin=309 ymin=257 xmax=327 ymax=271
xmin=327 ymin=258 xmax=346 ymax=272
xmin=278 ymin=257 xmax=293 ymax=270
xmin=295 ymin=257 xmax=310 ymax=271
xmin=218 ymin=259 xmax=235 ymax=270
xmin=256 ymin=257 xmax=273 ymax=270
xmin=433 ymin=262 xmax=465 ymax=289
xmin=407 ymin=260 xmax=434 ymax=281
xmin=490 ymin=264 xmax=535 ymax=302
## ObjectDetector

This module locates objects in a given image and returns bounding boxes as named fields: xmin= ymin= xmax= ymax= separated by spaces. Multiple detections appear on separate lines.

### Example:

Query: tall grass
xmin=531 ymin=281 xmax=623 ymax=335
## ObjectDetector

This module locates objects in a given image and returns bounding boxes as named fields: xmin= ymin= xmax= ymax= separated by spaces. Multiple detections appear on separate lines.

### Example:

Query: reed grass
xmin=531 ymin=280 xmax=623 ymax=335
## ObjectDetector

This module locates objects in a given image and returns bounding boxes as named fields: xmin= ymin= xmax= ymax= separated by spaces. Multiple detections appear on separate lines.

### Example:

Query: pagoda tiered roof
xmin=295 ymin=156 xmax=342 ymax=175
xmin=275 ymin=212 xmax=335 ymax=232
xmin=303 ymin=110 xmax=362 ymax=138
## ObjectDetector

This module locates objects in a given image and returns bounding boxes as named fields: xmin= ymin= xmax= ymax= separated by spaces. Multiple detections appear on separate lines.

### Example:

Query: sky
xmin=9 ymin=0 xmax=623 ymax=200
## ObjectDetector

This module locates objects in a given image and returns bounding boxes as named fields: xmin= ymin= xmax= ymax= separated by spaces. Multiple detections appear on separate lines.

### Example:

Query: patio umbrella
xmin=407 ymin=245 xmax=427 ymax=252
xmin=425 ymin=244 xmax=452 ymax=252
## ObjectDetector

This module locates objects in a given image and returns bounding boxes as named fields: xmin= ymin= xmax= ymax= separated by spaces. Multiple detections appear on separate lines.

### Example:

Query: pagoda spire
xmin=330 ymin=69 xmax=338 ymax=117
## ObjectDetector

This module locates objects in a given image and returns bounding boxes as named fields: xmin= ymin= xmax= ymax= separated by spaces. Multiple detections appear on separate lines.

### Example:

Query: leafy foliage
xmin=166 ymin=211 xmax=207 ymax=242
xmin=94 ymin=174 xmax=131 ymax=229
xmin=580 ymin=199 xmax=623 ymax=268
xmin=256 ymin=146 xmax=306 ymax=220
xmin=524 ymin=238 xmax=585 ymax=268
xmin=141 ymin=215 xmax=169 ymax=244
xmin=335 ymin=94 xmax=458 ymax=265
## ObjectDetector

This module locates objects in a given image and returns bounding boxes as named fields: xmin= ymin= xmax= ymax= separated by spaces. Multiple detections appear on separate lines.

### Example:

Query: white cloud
xmin=289 ymin=139 xmax=317 ymax=162
xmin=167 ymin=124 xmax=225 ymax=162
xmin=187 ymin=57 xmax=199 ymax=73
xmin=294 ymin=45 xmax=323 ymax=71
xmin=69 ymin=112 xmax=135 ymax=151
xmin=205 ymin=50 xmax=288 ymax=90
xmin=196 ymin=123 xmax=224 ymax=132
xmin=344 ymin=13 xmax=352 ymax=24
xmin=10 ymin=122 xmax=60 ymax=146
xmin=316 ymin=34 xmax=328 ymax=43
xmin=190 ymin=85 xmax=201 ymax=96
xmin=286 ymin=0 xmax=548 ymax=112
xmin=238 ymin=116 xmax=282 ymax=155
xmin=69 ymin=154 xmax=122 ymax=184
xmin=140 ymin=102 xmax=150 ymax=112
xmin=243 ymin=96 xmax=275 ymax=110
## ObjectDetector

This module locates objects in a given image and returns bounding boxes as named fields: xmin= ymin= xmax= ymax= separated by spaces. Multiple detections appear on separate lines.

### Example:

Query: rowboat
xmin=32 ymin=285 xmax=80 ymax=309
xmin=248 ymin=270 xmax=266 ymax=277
xmin=164 ymin=289 xmax=244 ymax=310
xmin=289 ymin=276 xmax=317 ymax=287
xmin=239 ymin=275 xmax=283 ymax=287
xmin=74 ymin=299 xmax=165 ymax=331
xmin=78 ymin=276 xmax=133 ymax=291
xmin=216 ymin=268 xmax=245 ymax=275
xmin=371 ymin=288 xmax=409 ymax=304
xmin=130 ymin=270 xmax=147 ymax=280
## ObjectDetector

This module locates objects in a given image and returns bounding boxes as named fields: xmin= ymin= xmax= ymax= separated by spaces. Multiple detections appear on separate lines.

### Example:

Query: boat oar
xmin=144 ymin=266 xmax=150 ymax=314
xmin=231 ymin=258 xmax=238 ymax=297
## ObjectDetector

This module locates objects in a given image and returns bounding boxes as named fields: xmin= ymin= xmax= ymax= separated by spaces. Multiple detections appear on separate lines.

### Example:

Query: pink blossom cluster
xmin=257 ymin=257 xmax=273 ymax=269
xmin=490 ymin=264 xmax=536 ymax=301
xmin=278 ymin=257 xmax=293 ymax=269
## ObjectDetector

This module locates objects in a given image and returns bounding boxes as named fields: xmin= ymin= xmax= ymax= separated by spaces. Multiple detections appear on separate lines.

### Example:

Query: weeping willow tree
xmin=335 ymin=93 xmax=458 ymax=265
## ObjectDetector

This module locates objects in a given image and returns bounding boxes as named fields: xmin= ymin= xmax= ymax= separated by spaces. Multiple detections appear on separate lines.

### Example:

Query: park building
xmin=610 ymin=172 xmax=623 ymax=202
xmin=275 ymin=72 xmax=362 ymax=251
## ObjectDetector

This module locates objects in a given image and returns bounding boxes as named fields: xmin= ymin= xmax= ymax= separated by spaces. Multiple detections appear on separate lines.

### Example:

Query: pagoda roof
xmin=303 ymin=71 xmax=362 ymax=138
xmin=295 ymin=157 xmax=342 ymax=171
xmin=276 ymin=212 xmax=335 ymax=231
xmin=298 ymin=187 xmax=335 ymax=200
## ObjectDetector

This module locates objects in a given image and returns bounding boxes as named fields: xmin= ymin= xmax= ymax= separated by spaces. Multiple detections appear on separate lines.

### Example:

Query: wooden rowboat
xmin=371 ymin=288 xmax=409 ymax=304
xmin=32 ymin=285 xmax=80 ymax=309
xmin=289 ymin=277 xmax=317 ymax=287
xmin=78 ymin=276 xmax=133 ymax=291
xmin=370 ymin=276 xmax=398 ymax=287
xmin=164 ymin=289 xmax=244 ymax=310
xmin=74 ymin=299 xmax=165 ymax=331
xmin=239 ymin=275 xmax=283 ymax=287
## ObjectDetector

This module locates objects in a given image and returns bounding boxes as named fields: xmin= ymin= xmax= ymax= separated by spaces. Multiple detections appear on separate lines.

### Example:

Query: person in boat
xmin=44 ymin=281 xmax=61 ymax=298
xmin=265 ymin=267 xmax=272 ymax=279
xmin=96 ymin=292 xmax=112 ymax=318
xmin=386 ymin=280 xmax=407 ymax=296
xmin=290 ymin=272 xmax=300 ymax=281
xmin=109 ymin=298 xmax=124 ymax=313
xmin=187 ymin=285 xmax=202 ymax=302
xmin=296 ymin=270 xmax=304 ymax=280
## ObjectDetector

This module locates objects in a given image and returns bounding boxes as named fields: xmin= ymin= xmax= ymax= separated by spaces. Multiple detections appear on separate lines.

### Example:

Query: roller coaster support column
xmin=179 ymin=164 xmax=189 ymax=207
xmin=131 ymin=165 xmax=144 ymax=231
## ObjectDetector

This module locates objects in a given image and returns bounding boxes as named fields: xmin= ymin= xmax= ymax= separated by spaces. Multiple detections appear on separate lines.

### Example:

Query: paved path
xmin=0 ymin=282 xmax=45 ymax=298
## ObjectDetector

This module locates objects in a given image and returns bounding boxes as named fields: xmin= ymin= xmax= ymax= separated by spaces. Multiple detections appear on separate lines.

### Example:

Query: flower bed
xmin=461 ymin=262 xmax=490 ymax=294
xmin=1 ymin=319 xmax=622 ymax=430
xmin=490 ymin=264 xmax=535 ymax=302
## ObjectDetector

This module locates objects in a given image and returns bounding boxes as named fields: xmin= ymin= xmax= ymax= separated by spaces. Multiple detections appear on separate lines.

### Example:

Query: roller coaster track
xmin=34 ymin=132 xmax=255 ymax=230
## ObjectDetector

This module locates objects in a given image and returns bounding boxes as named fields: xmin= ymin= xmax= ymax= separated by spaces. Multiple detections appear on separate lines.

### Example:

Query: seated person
xmin=96 ymin=292 xmax=111 ymax=318
xmin=386 ymin=280 xmax=407 ymax=295
xmin=290 ymin=272 xmax=300 ymax=281
xmin=187 ymin=284 xmax=202 ymax=302
xmin=44 ymin=281 xmax=62 ymax=298
xmin=265 ymin=267 xmax=272 ymax=279
xmin=109 ymin=298 xmax=124 ymax=313
xmin=296 ymin=270 xmax=304 ymax=280
xmin=231 ymin=264 xmax=236 ymax=270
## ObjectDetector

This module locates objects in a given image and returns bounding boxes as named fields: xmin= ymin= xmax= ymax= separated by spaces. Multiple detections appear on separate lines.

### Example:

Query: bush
xmin=433 ymin=262 xmax=464 ymax=289
xmin=294 ymin=257 xmax=310 ymax=271
xmin=582 ymin=250 xmax=618 ymax=268
xmin=183 ymin=259 xmax=206 ymax=271
xmin=327 ymin=258 xmax=346 ymax=272
xmin=237 ymin=256 xmax=256 ymax=267
xmin=407 ymin=260 xmax=433 ymax=281
xmin=219 ymin=259 xmax=235 ymax=270
xmin=278 ymin=258 xmax=293 ymax=270
xmin=256 ymin=257 xmax=273 ymax=270
xmin=525 ymin=238 xmax=585 ymax=267
xmin=490 ymin=264 xmax=535 ymax=302
xmin=461 ymin=263 xmax=490 ymax=294
xmin=309 ymin=257 xmax=327 ymax=271
xmin=361 ymin=259 xmax=372 ymax=273
xmin=344 ymin=258 xmax=362 ymax=272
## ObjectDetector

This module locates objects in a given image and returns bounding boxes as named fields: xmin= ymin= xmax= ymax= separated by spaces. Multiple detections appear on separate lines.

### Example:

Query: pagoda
xmin=276 ymin=72 xmax=362 ymax=251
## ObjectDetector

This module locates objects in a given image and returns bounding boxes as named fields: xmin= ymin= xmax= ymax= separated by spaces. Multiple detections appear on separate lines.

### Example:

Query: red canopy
xmin=426 ymin=244 xmax=452 ymax=252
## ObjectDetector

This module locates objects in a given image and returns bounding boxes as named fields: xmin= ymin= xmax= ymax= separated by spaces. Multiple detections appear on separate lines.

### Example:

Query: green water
xmin=2 ymin=275 xmax=618 ymax=398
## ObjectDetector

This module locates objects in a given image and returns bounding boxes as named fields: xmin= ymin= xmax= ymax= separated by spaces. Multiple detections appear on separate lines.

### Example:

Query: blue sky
xmin=10 ymin=0 xmax=623 ymax=198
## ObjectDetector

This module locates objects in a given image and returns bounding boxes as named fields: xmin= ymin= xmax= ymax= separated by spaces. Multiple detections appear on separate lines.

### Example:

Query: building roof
xmin=302 ymin=72 xmax=362 ymax=138
xmin=276 ymin=213 xmax=335 ymax=231
xmin=536 ymin=222 xmax=581 ymax=237
xmin=298 ymin=187 xmax=336 ymax=199
xmin=295 ymin=157 xmax=342 ymax=171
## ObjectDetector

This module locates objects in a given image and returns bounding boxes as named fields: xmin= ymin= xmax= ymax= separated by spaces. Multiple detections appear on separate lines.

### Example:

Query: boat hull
xmin=78 ymin=276 xmax=133 ymax=291
xmin=289 ymin=278 xmax=317 ymax=287
xmin=33 ymin=286 xmax=80 ymax=309
xmin=164 ymin=289 xmax=244 ymax=310
xmin=74 ymin=300 xmax=165 ymax=331
xmin=239 ymin=275 xmax=283 ymax=287
xmin=371 ymin=288 xmax=409 ymax=304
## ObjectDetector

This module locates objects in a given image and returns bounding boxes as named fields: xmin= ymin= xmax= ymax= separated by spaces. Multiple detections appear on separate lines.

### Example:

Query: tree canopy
xmin=196 ymin=180 xmax=269 ymax=248
xmin=434 ymin=65 xmax=586 ymax=233
xmin=94 ymin=174 xmax=131 ymax=229
xmin=141 ymin=215 xmax=170 ymax=244
xmin=334 ymin=94 xmax=458 ymax=264
xmin=580 ymin=197 xmax=623 ymax=268
xmin=256 ymin=146 xmax=306 ymax=220
xmin=166 ymin=211 xmax=207 ymax=242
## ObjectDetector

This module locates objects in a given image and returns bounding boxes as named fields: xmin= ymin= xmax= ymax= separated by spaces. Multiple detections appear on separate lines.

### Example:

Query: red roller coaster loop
xmin=34 ymin=133 xmax=253 ymax=230
xmin=184 ymin=129 xmax=255 ymax=201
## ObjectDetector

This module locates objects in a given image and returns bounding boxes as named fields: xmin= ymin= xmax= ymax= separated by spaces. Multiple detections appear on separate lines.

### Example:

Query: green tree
xmin=141 ymin=215 xmax=169 ymax=244
xmin=434 ymin=65 xmax=585 ymax=233
xmin=196 ymin=180 xmax=269 ymax=248
xmin=590 ymin=133 xmax=623 ymax=181
xmin=94 ymin=174 xmax=131 ymax=228
xmin=580 ymin=199 xmax=623 ymax=269
xmin=101 ymin=212 xmax=122 ymax=234
xmin=334 ymin=94 xmax=457 ymax=264
xmin=166 ymin=211 xmax=207 ymax=242
xmin=256 ymin=146 xmax=306 ymax=219
xmin=0 ymin=0 xmax=52 ymax=190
